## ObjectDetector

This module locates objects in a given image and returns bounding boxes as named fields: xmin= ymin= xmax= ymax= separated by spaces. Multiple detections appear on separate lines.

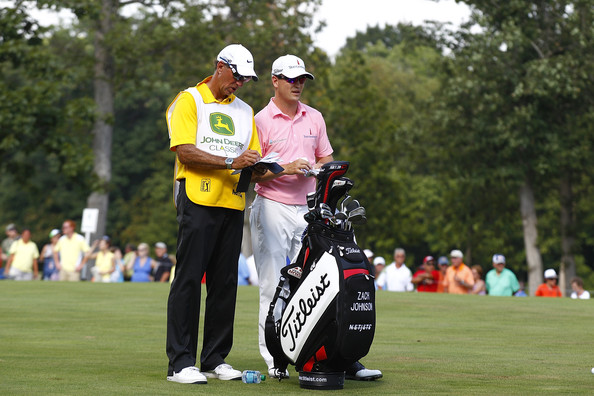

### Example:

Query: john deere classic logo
xmin=210 ymin=113 xmax=235 ymax=136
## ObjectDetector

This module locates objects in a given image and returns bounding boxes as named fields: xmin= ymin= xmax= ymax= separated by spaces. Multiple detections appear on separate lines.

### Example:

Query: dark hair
xmin=571 ymin=277 xmax=583 ymax=288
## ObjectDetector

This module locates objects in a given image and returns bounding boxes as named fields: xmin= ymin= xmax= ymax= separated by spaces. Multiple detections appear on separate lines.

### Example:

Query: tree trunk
xmin=519 ymin=180 xmax=543 ymax=296
xmin=86 ymin=0 xmax=115 ymax=243
xmin=560 ymin=176 xmax=576 ymax=295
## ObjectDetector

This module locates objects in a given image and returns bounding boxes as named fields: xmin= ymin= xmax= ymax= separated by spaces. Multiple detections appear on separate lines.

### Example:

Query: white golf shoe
xmin=203 ymin=363 xmax=242 ymax=380
xmin=167 ymin=366 xmax=207 ymax=384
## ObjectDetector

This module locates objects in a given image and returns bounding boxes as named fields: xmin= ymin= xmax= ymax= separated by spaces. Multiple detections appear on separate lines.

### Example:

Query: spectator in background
xmin=514 ymin=282 xmax=527 ymax=297
xmin=40 ymin=229 xmax=60 ymax=281
xmin=436 ymin=256 xmax=449 ymax=293
xmin=443 ymin=249 xmax=474 ymax=294
xmin=2 ymin=223 xmax=20 ymax=277
xmin=237 ymin=253 xmax=251 ymax=286
xmin=110 ymin=246 xmax=125 ymax=283
xmin=5 ymin=229 xmax=39 ymax=280
xmin=245 ymin=255 xmax=259 ymax=286
xmin=485 ymin=254 xmax=520 ymax=296
xmin=373 ymin=256 xmax=386 ymax=290
xmin=535 ymin=269 xmax=562 ymax=297
xmin=376 ymin=248 xmax=414 ymax=292
xmin=153 ymin=242 xmax=173 ymax=282
xmin=373 ymin=256 xmax=386 ymax=276
xmin=470 ymin=265 xmax=486 ymax=295
xmin=131 ymin=242 xmax=153 ymax=282
xmin=412 ymin=256 xmax=440 ymax=292
xmin=53 ymin=220 xmax=90 ymax=282
xmin=122 ymin=243 xmax=137 ymax=281
xmin=364 ymin=249 xmax=374 ymax=266
xmin=88 ymin=236 xmax=116 ymax=283
xmin=570 ymin=277 xmax=590 ymax=299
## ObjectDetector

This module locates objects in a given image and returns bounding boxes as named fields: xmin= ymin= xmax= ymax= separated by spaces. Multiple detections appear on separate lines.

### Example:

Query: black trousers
xmin=166 ymin=180 xmax=242 ymax=375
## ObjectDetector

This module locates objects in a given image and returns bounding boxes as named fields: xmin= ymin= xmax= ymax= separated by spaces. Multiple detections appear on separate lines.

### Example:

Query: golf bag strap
xmin=265 ymin=276 xmax=290 ymax=372
xmin=265 ymin=313 xmax=289 ymax=372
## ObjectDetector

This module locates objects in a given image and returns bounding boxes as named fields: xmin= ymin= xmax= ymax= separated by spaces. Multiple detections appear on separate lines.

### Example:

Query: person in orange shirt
xmin=443 ymin=249 xmax=474 ymax=294
xmin=535 ymin=269 xmax=562 ymax=297
xmin=436 ymin=256 xmax=449 ymax=293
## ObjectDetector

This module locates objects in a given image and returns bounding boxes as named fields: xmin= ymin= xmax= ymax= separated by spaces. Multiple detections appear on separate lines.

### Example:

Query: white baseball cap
xmin=373 ymin=256 xmax=386 ymax=266
xmin=271 ymin=54 xmax=314 ymax=79
xmin=450 ymin=249 xmax=464 ymax=258
xmin=492 ymin=254 xmax=506 ymax=264
xmin=217 ymin=44 xmax=258 ymax=81
xmin=544 ymin=268 xmax=558 ymax=279
xmin=363 ymin=249 xmax=374 ymax=258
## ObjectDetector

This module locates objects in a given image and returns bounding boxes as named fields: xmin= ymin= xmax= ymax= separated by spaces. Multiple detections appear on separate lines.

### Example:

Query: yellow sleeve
xmin=9 ymin=241 xmax=18 ymax=255
xmin=248 ymin=116 xmax=262 ymax=154
xmin=169 ymin=92 xmax=198 ymax=151
xmin=81 ymin=238 xmax=91 ymax=254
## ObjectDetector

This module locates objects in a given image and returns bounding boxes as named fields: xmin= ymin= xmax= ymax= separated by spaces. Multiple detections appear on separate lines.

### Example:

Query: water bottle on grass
xmin=242 ymin=370 xmax=265 ymax=383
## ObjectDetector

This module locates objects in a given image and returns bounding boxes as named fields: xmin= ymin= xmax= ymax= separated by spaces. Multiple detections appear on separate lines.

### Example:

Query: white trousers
xmin=249 ymin=195 xmax=309 ymax=369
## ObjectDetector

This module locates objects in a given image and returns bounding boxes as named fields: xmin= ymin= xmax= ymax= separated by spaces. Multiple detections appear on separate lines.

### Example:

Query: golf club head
xmin=349 ymin=206 xmax=366 ymax=217
xmin=349 ymin=214 xmax=367 ymax=225
xmin=347 ymin=206 xmax=367 ymax=224
xmin=319 ymin=203 xmax=333 ymax=220
xmin=340 ymin=195 xmax=352 ymax=213
xmin=334 ymin=212 xmax=348 ymax=221
xmin=346 ymin=199 xmax=360 ymax=213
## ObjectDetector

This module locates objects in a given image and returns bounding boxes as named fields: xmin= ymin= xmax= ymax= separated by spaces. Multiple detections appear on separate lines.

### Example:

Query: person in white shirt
xmin=570 ymin=277 xmax=591 ymax=299
xmin=376 ymin=248 xmax=414 ymax=292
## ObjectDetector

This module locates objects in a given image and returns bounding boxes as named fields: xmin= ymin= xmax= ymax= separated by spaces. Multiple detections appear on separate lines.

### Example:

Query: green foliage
xmin=1 ymin=1 xmax=594 ymax=287
xmin=433 ymin=1 xmax=594 ymax=279
xmin=0 ymin=0 xmax=327 ymax=251
xmin=0 ymin=4 xmax=93 ymax=182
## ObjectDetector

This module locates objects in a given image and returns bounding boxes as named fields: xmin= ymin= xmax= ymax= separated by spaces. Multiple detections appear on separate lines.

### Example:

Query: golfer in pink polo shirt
xmin=249 ymin=54 xmax=382 ymax=381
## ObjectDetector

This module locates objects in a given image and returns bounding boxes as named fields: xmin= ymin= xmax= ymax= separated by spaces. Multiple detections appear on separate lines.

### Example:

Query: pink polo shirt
xmin=254 ymin=98 xmax=333 ymax=205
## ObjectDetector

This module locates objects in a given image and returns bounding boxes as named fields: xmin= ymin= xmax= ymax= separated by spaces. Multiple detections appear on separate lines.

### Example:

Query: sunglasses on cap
xmin=276 ymin=75 xmax=307 ymax=84
xmin=220 ymin=58 xmax=252 ymax=82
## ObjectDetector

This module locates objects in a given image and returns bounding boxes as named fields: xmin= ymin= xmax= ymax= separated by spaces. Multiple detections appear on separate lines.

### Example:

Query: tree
xmin=327 ymin=36 xmax=451 ymax=263
xmin=436 ymin=0 xmax=594 ymax=293
xmin=1 ymin=0 xmax=327 ymax=252
xmin=0 ymin=3 xmax=93 ymax=181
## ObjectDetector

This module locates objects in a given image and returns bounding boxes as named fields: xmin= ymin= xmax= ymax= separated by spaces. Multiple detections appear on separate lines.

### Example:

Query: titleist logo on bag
xmin=280 ymin=253 xmax=340 ymax=361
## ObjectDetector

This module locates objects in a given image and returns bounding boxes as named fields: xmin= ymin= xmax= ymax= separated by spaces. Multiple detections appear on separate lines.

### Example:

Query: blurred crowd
xmin=2 ymin=221 xmax=590 ymax=299
xmin=1 ymin=221 xmax=258 ymax=286
xmin=0 ymin=221 xmax=176 ymax=283
xmin=365 ymin=247 xmax=590 ymax=299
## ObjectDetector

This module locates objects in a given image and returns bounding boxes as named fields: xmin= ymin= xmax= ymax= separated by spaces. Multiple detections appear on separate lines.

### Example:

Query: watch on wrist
xmin=225 ymin=157 xmax=234 ymax=169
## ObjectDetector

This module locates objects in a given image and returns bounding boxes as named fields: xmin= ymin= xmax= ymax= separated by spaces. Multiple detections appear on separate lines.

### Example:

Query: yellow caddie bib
xmin=166 ymin=77 xmax=261 ymax=210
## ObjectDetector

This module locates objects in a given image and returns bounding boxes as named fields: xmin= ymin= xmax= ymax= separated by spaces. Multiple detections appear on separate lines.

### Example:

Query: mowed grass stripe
xmin=1 ymin=282 xmax=592 ymax=395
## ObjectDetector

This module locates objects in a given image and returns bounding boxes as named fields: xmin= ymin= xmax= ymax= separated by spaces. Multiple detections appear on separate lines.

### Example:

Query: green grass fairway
xmin=1 ymin=282 xmax=593 ymax=395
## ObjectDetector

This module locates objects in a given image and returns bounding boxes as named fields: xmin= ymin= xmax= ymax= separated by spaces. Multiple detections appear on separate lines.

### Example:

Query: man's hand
xmin=232 ymin=149 xmax=261 ymax=169
xmin=283 ymin=158 xmax=311 ymax=176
